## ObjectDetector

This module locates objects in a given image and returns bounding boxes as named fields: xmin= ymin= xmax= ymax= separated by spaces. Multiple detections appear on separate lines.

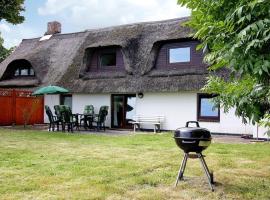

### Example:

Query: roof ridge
xmin=85 ymin=16 xmax=190 ymax=32
xmin=21 ymin=17 xmax=190 ymax=41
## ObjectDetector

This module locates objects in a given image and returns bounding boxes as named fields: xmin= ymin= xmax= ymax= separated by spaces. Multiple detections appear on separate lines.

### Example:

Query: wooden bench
xmin=131 ymin=115 xmax=165 ymax=133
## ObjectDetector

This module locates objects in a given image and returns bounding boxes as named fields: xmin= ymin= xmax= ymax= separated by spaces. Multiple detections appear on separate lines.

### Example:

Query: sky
xmin=0 ymin=0 xmax=190 ymax=48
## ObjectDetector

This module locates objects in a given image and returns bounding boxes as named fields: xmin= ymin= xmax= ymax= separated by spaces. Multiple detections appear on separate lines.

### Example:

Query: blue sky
xmin=0 ymin=0 xmax=190 ymax=48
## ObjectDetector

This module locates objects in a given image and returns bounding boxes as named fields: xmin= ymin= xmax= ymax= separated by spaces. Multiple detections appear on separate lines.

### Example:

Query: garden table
xmin=77 ymin=113 xmax=94 ymax=129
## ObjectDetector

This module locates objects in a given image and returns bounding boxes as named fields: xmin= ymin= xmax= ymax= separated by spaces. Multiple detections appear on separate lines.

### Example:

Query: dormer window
xmin=100 ymin=52 xmax=116 ymax=67
xmin=1 ymin=59 xmax=36 ymax=80
xmin=86 ymin=46 xmax=124 ymax=72
xmin=155 ymin=40 xmax=204 ymax=70
xmin=14 ymin=66 xmax=35 ymax=77
xmin=169 ymin=47 xmax=191 ymax=63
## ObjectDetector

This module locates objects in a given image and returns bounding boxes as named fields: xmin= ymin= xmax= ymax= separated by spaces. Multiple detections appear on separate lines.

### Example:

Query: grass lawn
xmin=0 ymin=129 xmax=269 ymax=200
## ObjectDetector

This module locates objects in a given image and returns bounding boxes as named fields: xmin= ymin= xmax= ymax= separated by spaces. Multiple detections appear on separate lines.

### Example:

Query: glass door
xmin=112 ymin=95 xmax=124 ymax=128
xmin=125 ymin=96 xmax=136 ymax=128
xmin=111 ymin=94 xmax=136 ymax=128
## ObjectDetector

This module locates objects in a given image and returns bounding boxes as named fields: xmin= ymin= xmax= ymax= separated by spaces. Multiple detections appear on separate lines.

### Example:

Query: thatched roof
xmin=0 ymin=17 xmax=214 ymax=93
xmin=0 ymin=77 xmax=39 ymax=87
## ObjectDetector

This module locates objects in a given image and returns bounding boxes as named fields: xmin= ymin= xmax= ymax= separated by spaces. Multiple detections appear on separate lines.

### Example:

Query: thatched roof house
xmin=0 ymin=16 xmax=262 ymax=138
xmin=0 ymin=17 xmax=213 ymax=93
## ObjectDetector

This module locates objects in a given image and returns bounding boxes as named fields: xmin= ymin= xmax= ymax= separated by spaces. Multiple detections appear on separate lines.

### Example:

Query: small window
xmin=29 ymin=68 xmax=35 ymax=76
xmin=100 ymin=53 xmax=116 ymax=67
xmin=2 ymin=59 xmax=35 ymax=80
xmin=15 ymin=69 xmax=20 ymax=76
xmin=20 ymin=68 xmax=29 ymax=76
xmin=197 ymin=94 xmax=220 ymax=122
xmin=13 ymin=66 xmax=35 ymax=77
xmin=169 ymin=47 xmax=190 ymax=63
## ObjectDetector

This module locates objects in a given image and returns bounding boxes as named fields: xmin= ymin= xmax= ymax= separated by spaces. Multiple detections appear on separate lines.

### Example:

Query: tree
xmin=0 ymin=0 xmax=25 ymax=24
xmin=20 ymin=99 xmax=40 ymax=128
xmin=0 ymin=34 xmax=15 ymax=62
xmin=0 ymin=0 xmax=25 ymax=62
xmin=177 ymin=0 xmax=270 ymax=125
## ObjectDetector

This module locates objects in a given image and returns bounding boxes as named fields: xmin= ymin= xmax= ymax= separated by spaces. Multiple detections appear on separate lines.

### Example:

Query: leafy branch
xmin=178 ymin=0 xmax=270 ymax=127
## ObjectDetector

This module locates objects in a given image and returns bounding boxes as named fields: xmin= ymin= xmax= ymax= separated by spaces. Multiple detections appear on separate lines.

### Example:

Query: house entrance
xmin=111 ymin=94 xmax=136 ymax=129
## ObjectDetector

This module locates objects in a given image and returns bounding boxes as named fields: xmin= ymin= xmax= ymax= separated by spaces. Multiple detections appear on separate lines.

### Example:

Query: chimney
xmin=45 ymin=21 xmax=61 ymax=35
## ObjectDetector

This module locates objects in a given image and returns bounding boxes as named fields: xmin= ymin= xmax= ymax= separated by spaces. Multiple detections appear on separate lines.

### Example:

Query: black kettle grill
xmin=174 ymin=121 xmax=214 ymax=191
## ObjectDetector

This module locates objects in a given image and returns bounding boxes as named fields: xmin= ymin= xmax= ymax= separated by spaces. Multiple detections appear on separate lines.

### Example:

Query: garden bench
xmin=132 ymin=115 xmax=165 ymax=133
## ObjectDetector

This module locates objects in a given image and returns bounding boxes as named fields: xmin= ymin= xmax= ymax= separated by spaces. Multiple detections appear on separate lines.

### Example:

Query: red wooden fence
xmin=0 ymin=89 xmax=44 ymax=126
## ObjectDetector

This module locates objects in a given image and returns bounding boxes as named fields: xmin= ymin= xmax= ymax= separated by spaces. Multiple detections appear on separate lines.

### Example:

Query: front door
xmin=111 ymin=94 xmax=136 ymax=129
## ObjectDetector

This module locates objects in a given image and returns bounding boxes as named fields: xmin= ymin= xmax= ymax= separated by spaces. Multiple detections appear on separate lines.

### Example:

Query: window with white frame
xmin=169 ymin=47 xmax=191 ymax=63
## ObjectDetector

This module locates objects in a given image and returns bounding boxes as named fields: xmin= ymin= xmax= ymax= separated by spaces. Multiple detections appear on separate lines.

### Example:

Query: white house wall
xmin=72 ymin=94 xmax=111 ymax=127
xmin=200 ymin=107 xmax=253 ymax=135
xmin=44 ymin=94 xmax=60 ymax=123
xmin=43 ymin=92 xmax=269 ymax=138
xmin=252 ymin=125 xmax=269 ymax=139
xmin=136 ymin=92 xmax=196 ymax=130
xmin=136 ymin=92 xmax=253 ymax=135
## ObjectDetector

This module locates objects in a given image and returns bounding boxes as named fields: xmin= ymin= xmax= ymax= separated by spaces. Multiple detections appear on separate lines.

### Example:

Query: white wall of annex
xmin=43 ymin=92 xmax=269 ymax=138
xmin=44 ymin=94 xmax=60 ymax=123
xmin=252 ymin=125 xmax=269 ymax=139
xmin=72 ymin=94 xmax=111 ymax=127
xmin=135 ymin=92 xmax=253 ymax=135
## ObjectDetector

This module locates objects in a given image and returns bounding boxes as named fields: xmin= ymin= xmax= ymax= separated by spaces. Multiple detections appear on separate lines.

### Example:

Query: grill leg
xmin=175 ymin=153 xmax=188 ymax=187
xmin=197 ymin=153 xmax=214 ymax=191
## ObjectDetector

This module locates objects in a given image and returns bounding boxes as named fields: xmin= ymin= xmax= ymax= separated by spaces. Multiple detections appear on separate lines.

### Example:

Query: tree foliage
xmin=178 ymin=0 xmax=270 ymax=124
xmin=0 ymin=0 xmax=25 ymax=62
xmin=0 ymin=34 xmax=14 ymax=62
xmin=0 ymin=0 xmax=25 ymax=24
xmin=259 ymin=114 xmax=270 ymax=138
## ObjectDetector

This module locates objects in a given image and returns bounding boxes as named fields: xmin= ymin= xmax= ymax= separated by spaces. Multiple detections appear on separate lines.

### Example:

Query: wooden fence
xmin=0 ymin=89 xmax=44 ymax=125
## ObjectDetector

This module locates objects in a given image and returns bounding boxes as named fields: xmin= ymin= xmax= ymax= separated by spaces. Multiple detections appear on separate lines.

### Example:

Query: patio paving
xmin=2 ymin=124 xmax=264 ymax=143
xmin=68 ymin=129 xmax=258 ymax=143
xmin=211 ymin=134 xmax=253 ymax=144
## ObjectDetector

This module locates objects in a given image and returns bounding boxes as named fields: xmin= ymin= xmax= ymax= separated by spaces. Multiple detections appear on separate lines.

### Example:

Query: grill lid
xmin=174 ymin=121 xmax=212 ymax=153
xmin=174 ymin=121 xmax=211 ymax=140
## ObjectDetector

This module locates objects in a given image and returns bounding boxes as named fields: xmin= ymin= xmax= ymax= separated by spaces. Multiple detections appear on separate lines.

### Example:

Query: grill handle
xmin=186 ymin=121 xmax=200 ymax=127
xmin=182 ymin=140 xmax=196 ymax=144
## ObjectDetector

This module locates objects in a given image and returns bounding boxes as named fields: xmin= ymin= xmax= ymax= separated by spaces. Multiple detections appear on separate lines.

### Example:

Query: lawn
xmin=0 ymin=129 xmax=269 ymax=200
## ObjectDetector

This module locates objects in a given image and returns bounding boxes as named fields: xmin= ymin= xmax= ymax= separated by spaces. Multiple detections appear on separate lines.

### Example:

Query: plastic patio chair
xmin=45 ymin=105 xmax=60 ymax=131
xmin=60 ymin=105 xmax=78 ymax=132
xmin=54 ymin=105 xmax=62 ymax=122
xmin=93 ymin=106 xmax=109 ymax=131
xmin=80 ymin=105 xmax=95 ymax=129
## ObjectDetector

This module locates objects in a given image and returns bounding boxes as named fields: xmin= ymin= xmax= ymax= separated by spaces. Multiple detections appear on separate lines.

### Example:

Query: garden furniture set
xmin=45 ymin=105 xmax=108 ymax=132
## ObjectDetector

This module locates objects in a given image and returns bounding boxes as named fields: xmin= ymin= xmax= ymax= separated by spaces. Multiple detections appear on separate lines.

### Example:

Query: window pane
xmin=100 ymin=53 xmax=116 ymax=66
xmin=63 ymin=96 xmax=72 ymax=110
xmin=113 ymin=96 xmax=124 ymax=127
xmin=169 ymin=47 xmax=190 ymax=63
xmin=30 ymin=68 xmax=35 ymax=75
xmin=15 ymin=69 xmax=20 ymax=76
xmin=200 ymin=98 xmax=219 ymax=117
xmin=20 ymin=68 xmax=29 ymax=76
xmin=126 ymin=96 xmax=136 ymax=126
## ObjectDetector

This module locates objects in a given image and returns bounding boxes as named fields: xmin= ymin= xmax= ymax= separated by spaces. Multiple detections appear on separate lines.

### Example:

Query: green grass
xmin=0 ymin=129 xmax=269 ymax=200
